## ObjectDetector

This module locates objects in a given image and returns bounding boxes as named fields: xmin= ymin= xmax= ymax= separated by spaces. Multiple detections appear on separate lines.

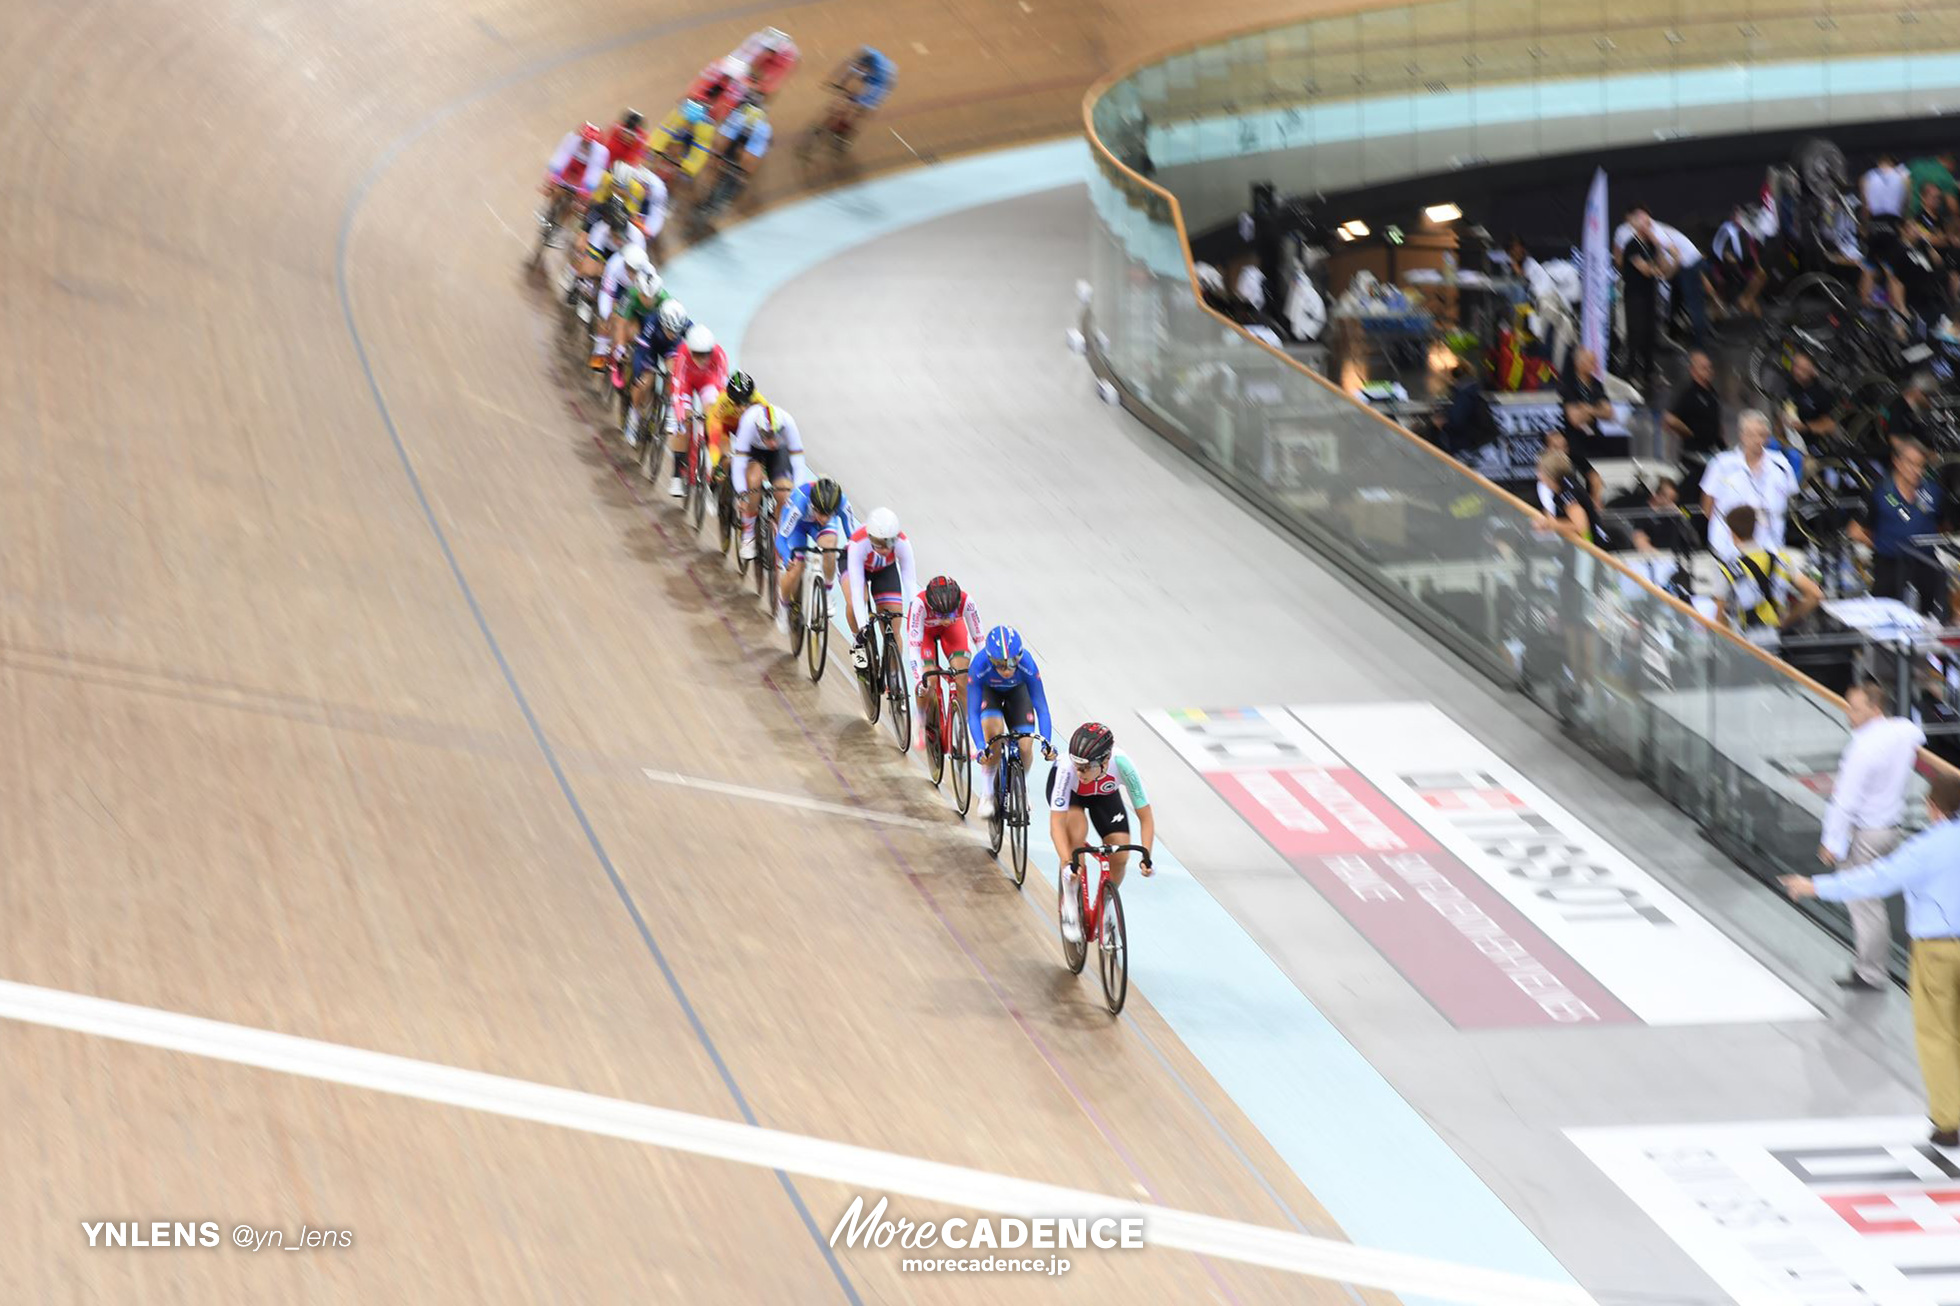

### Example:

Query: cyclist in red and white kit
xmin=662 ymin=324 xmax=728 ymax=498
xmin=844 ymin=508 xmax=918 ymax=668
xmin=905 ymin=574 xmax=981 ymax=750
xmin=543 ymin=122 xmax=611 ymax=205
xmin=603 ymin=109 xmax=650 ymax=167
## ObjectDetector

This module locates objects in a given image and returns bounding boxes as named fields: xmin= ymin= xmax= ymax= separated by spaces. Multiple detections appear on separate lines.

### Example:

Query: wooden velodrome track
xmin=0 ymin=0 xmax=1414 ymax=1301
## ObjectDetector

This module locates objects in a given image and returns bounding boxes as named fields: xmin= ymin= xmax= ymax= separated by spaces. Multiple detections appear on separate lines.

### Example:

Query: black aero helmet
xmin=1069 ymin=722 xmax=1114 ymax=766
xmin=621 ymin=109 xmax=645 ymax=131
xmin=924 ymin=575 xmax=962 ymax=615
xmin=809 ymin=477 xmax=843 ymax=515
xmin=726 ymin=371 xmax=756 ymax=405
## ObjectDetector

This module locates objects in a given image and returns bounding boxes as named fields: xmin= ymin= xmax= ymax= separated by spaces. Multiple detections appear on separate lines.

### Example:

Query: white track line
xmin=640 ymin=767 xmax=950 ymax=833
xmin=0 ymin=979 xmax=1586 ymax=1305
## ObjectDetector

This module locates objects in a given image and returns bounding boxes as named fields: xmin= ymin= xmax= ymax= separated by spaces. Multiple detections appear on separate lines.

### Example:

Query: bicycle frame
xmin=1069 ymin=843 xmax=1149 ymax=938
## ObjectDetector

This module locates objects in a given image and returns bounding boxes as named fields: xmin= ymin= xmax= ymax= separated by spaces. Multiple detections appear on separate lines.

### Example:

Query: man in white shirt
xmin=1702 ymin=409 xmax=1799 ymax=559
xmin=1862 ymin=153 xmax=1909 ymax=301
xmin=1822 ymin=678 xmax=1928 ymax=989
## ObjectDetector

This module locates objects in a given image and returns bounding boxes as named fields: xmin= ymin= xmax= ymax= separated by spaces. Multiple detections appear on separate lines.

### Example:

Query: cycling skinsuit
xmin=729 ymin=403 xmax=809 ymax=487
xmin=716 ymin=105 xmax=773 ymax=166
xmin=1046 ymin=750 xmax=1150 ymax=839
xmin=776 ymin=482 xmax=855 ymax=565
xmin=546 ymin=132 xmax=610 ymax=194
xmin=903 ymin=588 xmax=981 ymax=688
xmin=854 ymin=49 xmax=896 ymax=109
xmin=668 ymin=344 xmax=730 ymax=445
xmin=632 ymin=311 xmax=690 ymax=378
xmin=845 ymin=528 xmax=918 ymax=620
xmin=655 ymin=108 xmax=719 ymax=178
xmin=966 ymin=644 xmax=1051 ymax=745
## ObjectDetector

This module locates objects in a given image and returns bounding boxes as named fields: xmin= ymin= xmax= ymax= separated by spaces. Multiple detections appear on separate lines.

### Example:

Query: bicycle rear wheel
xmin=806 ymin=584 xmax=829 ymax=679
xmin=1061 ymin=871 xmax=1088 ymax=975
xmin=950 ymin=708 xmax=973 ymax=817
xmin=1098 ymin=880 xmax=1128 ymax=1014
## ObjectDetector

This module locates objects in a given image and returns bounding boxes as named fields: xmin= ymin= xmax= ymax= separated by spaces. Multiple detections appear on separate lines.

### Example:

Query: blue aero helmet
xmin=982 ymin=626 xmax=1024 ymax=676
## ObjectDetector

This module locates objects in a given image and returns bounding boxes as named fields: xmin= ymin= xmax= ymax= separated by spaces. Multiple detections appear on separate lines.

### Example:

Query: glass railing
xmin=1084 ymin=0 xmax=1960 ymax=980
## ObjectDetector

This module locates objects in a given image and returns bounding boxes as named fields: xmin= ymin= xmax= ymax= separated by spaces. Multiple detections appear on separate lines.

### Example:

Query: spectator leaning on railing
xmin=1784 ymin=771 xmax=1960 ymax=1147
xmin=1710 ymin=504 xmax=1821 ymax=652
xmin=1818 ymin=678 xmax=1927 ymax=991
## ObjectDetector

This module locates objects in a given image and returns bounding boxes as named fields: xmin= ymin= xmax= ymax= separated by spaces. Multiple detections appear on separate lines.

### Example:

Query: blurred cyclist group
xmin=532 ymin=33 xmax=1151 ymax=946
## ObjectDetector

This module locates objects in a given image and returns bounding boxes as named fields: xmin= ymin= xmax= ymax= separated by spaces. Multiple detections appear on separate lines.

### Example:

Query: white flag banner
xmin=1581 ymin=168 xmax=1609 ymax=370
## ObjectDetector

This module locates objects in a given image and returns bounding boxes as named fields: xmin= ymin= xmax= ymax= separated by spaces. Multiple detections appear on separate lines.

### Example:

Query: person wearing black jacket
xmin=1616 ymin=208 xmax=1672 ymax=385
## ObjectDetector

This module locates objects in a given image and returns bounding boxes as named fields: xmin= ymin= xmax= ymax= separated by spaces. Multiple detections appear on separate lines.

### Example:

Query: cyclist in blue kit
xmin=774 ymin=476 xmax=851 ymax=634
xmin=967 ymin=625 xmax=1054 ymax=819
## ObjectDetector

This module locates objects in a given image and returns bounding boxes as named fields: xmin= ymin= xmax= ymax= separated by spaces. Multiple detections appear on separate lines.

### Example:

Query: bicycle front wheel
xmin=886 ymin=645 xmax=911 ymax=752
xmin=1098 ymin=880 xmax=1128 ymax=1014
xmin=950 ymin=708 xmax=973 ymax=817
xmin=806 ymin=585 xmax=829 ymax=679
xmin=1006 ymin=767 xmax=1028 ymax=889
xmin=689 ymin=452 xmax=708 ymax=534
xmin=858 ymin=624 xmax=882 ymax=723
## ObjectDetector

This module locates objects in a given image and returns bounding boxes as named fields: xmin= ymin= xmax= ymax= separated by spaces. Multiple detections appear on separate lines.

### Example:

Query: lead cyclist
xmin=1047 ymin=722 xmax=1155 ymax=944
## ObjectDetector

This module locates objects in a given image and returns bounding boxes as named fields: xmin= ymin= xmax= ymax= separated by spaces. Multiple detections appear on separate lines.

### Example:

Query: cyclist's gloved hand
xmin=1141 ymin=854 xmax=1155 ymax=877
xmin=1040 ymin=744 xmax=1057 ymax=762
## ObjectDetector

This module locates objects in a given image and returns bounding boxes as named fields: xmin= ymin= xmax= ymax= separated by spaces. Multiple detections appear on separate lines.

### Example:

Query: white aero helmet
xmin=866 ymin=507 xmax=900 ymax=543
xmin=622 ymin=245 xmax=653 ymax=276
xmin=658 ymin=300 xmax=688 ymax=335
xmin=684 ymin=324 xmax=715 ymax=354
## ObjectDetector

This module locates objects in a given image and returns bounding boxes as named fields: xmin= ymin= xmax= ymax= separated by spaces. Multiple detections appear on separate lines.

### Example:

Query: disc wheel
xmin=1061 ymin=871 xmax=1089 ymax=974
xmin=986 ymin=761 xmax=1006 ymax=855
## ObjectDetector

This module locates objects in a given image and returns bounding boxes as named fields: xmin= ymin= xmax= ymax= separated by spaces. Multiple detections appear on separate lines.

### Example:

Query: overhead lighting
xmin=1424 ymin=203 xmax=1462 ymax=223
xmin=1336 ymin=227 xmax=1356 ymax=241
xmin=1340 ymin=219 xmax=1370 ymax=238
xmin=1385 ymin=225 xmax=1405 ymax=245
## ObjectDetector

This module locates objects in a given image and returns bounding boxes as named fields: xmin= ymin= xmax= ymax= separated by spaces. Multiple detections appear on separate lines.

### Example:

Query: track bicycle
xmin=918 ymin=666 xmax=972 ymax=815
xmin=983 ymin=730 xmax=1050 ymax=889
xmin=1060 ymin=842 xmax=1150 ymax=1015
xmin=785 ymin=542 xmax=846 ymax=678
xmin=852 ymin=608 xmax=910 ymax=750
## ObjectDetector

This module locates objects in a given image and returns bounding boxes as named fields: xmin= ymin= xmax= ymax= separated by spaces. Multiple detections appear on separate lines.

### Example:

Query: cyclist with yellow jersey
xmin=591 ymin=160 xmax=670 ymax=243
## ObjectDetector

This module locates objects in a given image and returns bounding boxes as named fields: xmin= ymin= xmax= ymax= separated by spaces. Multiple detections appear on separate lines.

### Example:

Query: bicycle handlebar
xmin=1070 ymin=842 xmax=1153 ymax=871
xmin=918 ymin=666 xmax=964 ymax=681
